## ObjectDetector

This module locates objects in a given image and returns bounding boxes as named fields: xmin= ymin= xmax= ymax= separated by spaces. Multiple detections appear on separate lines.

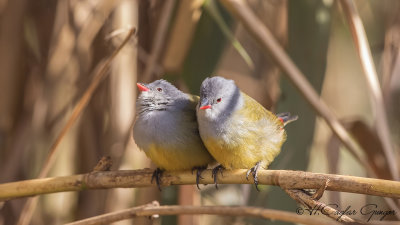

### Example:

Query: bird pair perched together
xmin=133 ymin=76 xmax=297 ymax=191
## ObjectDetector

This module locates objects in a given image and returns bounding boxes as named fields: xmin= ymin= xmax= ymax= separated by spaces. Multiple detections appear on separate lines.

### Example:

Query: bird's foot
xmin=191 ymin=165 xmax=207 ymax=190
xmin=246 ymin=162 xmax=261 ymax=191
xmin=151 ymin=168 xmax=164 ymax=191
xmin=211 ymin=165 xmax=224 ymax=189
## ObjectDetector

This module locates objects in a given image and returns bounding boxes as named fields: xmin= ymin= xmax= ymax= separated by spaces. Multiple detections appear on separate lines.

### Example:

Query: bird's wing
xmin=240 ymin=92 xmax=282 ymax=126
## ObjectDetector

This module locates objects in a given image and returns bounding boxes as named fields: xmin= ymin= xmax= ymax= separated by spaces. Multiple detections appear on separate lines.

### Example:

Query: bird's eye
xmin=216 ymin=98 xmax=222 ymax=103
xmin=157 ymin=87 xmax=162 ymax=92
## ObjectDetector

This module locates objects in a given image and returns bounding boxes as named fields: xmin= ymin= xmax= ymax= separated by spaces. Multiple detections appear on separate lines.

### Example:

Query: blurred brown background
xmin=0 ymin=0 xmax=399 ymax=224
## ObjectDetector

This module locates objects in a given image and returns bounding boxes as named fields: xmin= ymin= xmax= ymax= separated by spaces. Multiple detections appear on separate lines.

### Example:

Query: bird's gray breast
xmin=197 ymin=111 xmax=230 ymax=143
xmin=133 ymin=106 xmax=198 ymax=152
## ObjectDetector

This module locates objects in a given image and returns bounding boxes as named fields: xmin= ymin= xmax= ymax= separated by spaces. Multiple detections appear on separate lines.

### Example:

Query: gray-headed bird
xmin=196 ymin=76 xmax=297 ymax=190
xmin=133 ymin=80 xmax=214 ymax=190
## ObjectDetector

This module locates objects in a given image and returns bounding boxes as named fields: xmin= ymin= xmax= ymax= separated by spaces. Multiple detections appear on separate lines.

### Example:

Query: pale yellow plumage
xmin=200 ymin=92 xmax=286 ymax=170
xmin=197 ymin=76 xmax=296 ymax=189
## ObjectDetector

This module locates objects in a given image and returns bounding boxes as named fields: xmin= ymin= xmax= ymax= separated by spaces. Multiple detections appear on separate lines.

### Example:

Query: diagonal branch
xmin=1 ymin=169 xmax=400 ymax=201
xmin=339 ymin=0 xmax=399 ymax=181
xmin=16 ymin=27 xmax=136 ymax=225
xmin=65 ymin=201 xmax=340 ymax=225
xmin=218 ymin=0 xmax=375 ymax=176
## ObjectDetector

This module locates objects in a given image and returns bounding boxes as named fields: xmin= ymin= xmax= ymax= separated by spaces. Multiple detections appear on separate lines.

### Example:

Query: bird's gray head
xmin=136 ymin=79 xmax=186 ymax=115
xmin=197 ymin=76 xmax=242 ymax=122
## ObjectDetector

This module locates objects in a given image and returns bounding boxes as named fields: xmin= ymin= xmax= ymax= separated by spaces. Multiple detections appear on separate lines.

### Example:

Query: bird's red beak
xmin=137 ymin=83 xmax=150 ymax=92
xmin=199 ymin=105 xmax=212 ymax=110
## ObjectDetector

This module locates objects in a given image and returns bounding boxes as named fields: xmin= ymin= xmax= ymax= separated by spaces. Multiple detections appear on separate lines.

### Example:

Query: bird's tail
xmin=276 ymin=112 xmax=298 ymax=126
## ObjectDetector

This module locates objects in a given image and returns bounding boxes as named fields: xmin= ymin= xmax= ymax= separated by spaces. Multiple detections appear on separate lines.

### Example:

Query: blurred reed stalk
xmin=16 ymin=10 xmax=135 ymax=225
xmin=339 ymin=0 xmax=399 ymax=181
xmin=102 ymin=0 xmax=138 ymax=224
xmin=219 ymin=0 xmax=374 ymax=177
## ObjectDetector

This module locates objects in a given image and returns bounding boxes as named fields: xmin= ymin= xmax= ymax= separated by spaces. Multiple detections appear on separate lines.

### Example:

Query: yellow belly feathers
xmin=202 ymin=93 xmax=286 ymax=169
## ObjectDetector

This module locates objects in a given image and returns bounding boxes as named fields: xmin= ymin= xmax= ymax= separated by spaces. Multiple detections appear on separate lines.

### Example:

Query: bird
xmin=196 ymin=76 xmax=297 ymax=190
xmin=133 ymin=79 xmax=214 ymax=190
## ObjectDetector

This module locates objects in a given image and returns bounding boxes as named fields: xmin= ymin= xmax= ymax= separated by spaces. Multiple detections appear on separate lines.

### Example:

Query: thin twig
xmin=285 ymin=189 xmax=356 ymax=223
xmin=2 ymin=169 xmax=400 ymax=201
xmin=141 ymin=0 xmax=176 ymax=82
xmin=16 ymin=28 xmax=136 ymax=225
xmin=64 ymin=201 xmax=340 ymax=225
xmin=339 ymin=0 xmax=398 ymax=181
xmin=65 ymin=201 xmax=160 ymax=225
xmin=218 ymin=0 xmax=375 ymax=176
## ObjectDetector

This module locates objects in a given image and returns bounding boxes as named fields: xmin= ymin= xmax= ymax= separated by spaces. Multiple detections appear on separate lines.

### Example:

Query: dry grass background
xmin=0 ymin=0 xmax=399 ymax=224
